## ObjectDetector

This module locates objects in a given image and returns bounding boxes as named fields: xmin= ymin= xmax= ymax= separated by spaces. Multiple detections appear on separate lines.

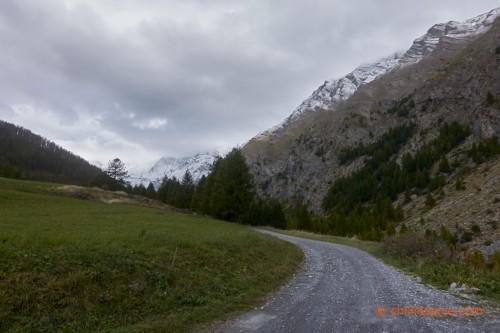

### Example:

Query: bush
xmin=487 ymin=220 xmax=498 ymax=230
xmin=425 ymin=193 xmax=436 ymax=208
xmin=465 ymin=250 xmax=485 ymax=271
xmin=383 ymin=232 xmax=451 ymax=261
xmin=455 ymin=178 xmax=465 ymax=191
xmin=491 ymin=252 xmax=500 ymax=273
xmin=460 ymin=232 xmax=474 ymax=243
xmin=485 ymin=91 xmax=495 ymax=106
xmin=439 ymin=225 xmax=458 ymax=249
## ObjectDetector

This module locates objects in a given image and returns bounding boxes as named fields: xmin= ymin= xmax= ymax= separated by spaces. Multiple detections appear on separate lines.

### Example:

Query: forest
xmin=0 ymin=120 xmax=108 ymax=186
xmin=321 ymin=121 xmax=473 ymax=240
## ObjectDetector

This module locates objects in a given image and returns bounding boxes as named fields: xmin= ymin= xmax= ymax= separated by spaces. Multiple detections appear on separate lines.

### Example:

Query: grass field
xmin=0 ymin=178 xmax=303 ymax=332
xmin=262 ymin=228 xmax=500 ymax=304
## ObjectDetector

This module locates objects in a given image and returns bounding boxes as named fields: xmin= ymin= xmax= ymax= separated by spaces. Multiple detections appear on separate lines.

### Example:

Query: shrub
xmin=455 ymin=178 xmax=465 ymax=191
xmin=465 ymin=250 xmax=485 ymax=271
xmin=425 ymin=229 xmax=438 ymax=242
xmin=440 ymin=225 xmax=458 ymax=249
xmin=491 ymin=252 xmax=500 ymax=273
xmin=487 ymin=220 xmax=498 ymax=230
xmin=383 ymin=232 xmax=451 ymax=261
xmin=485 ymin=91 xmax=495 ymax=106
xmin=460 ymin=231 xmax=474 ymax=243
xmin=425 ymin=193 xmax=436 ymax=208
xmin=470 ymin=224 xmax=481 ymax=235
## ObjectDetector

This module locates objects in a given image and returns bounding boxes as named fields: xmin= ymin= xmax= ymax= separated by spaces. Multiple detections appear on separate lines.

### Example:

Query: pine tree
xmin=206 ymin=148 xmax=255 ymax=222
xmin=425 ymin=193 xmax=436 ymax=208
xmin=105 ymin=158 xmax=128 ymax=186
xmin=438 ymin=156 xmax=450 ymax=173
xmin=0 ymin=161 xmax=21 ymax=179
xmin=146 ymin=183 xmax=156 ymax=199
xmin=179 ymin=170 xmax=195 ymax=209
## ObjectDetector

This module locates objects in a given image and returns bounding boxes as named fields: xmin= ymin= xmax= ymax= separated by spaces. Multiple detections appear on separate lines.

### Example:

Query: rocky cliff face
xmin=243 ymin=8 xmax=500 ymax=212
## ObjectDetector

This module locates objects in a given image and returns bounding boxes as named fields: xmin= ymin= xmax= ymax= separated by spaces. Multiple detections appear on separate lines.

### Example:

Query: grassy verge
xmin=260 ymin=227 xmax=500 ymax=304
xmin=0 ymin=178 xmax=303 ymax=332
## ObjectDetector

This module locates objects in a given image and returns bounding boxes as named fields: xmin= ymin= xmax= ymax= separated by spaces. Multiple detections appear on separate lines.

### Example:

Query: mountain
xmin=243 ymin=7 xmax=500 ymax=211
xmin=254 ymin=7 xmax=500 ymax=143
xmin=254 ymin=52 xmax=404 ymax=141
xmin=0 ymin=119 xmax=107 ymax=185
xmin=130 ymin=151 xmax=224 ymax=188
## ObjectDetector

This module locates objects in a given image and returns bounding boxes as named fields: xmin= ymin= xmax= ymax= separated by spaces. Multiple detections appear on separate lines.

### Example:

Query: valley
xmin=1 ymin=5 xmax=500 ymax=333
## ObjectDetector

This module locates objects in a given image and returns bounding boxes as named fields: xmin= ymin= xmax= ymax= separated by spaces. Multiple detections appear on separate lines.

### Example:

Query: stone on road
xmin=217 ymin=230 xmax=500 ymax=333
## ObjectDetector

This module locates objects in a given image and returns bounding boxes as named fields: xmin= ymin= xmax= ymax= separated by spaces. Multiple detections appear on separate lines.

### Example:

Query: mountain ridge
xmin=243 ymin=7 xmax=500 ymax=212
xmin=254 ymin=7 xmax=500 ymax=144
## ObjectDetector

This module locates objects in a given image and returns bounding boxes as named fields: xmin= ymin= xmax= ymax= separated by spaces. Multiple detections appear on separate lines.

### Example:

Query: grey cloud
xmin=0 ymin=0 xmax=499 ymax=162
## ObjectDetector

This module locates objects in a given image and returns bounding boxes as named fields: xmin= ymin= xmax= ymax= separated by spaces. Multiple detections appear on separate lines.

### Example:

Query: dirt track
xmin=217 ymin=230 xmax=500 ymax=333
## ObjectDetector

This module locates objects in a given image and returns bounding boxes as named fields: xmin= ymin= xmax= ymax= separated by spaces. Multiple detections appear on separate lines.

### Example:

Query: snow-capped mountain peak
xmin=399 ymin=7 xmax=500 ymax=66
xmin=289 ymin=52 xmax=404 ymax=121
xmin=130 ymin=150 xmax=226 ymax=188
xmin=253 ymin=7 xmax=500 ymax=142
xmin=254 ymin=52 xmax=403 ymax=140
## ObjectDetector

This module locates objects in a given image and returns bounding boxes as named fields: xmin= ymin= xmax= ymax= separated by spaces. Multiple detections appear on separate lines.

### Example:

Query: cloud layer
xmin=0 ymin=0 xmax=498 ymax=166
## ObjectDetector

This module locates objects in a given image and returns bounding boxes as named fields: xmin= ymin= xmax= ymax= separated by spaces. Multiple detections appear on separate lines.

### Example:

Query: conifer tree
xmin=207 ymin=148 xmax=255 ymax=222
xmin=146 ymin=183 xmax=156 ymax=199
xmin=105 ymin=158 xmax=128 ymax=186
xmin=438 ymin=156 xmax=450 ymax=173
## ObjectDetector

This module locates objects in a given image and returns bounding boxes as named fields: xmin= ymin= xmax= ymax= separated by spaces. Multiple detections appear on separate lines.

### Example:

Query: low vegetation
xmin=0 ymin=177 xmax=303 ymax=332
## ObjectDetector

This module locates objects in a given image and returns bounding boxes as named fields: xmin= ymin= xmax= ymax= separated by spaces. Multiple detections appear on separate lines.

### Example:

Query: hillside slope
xmin=0 ymin=119 xmax=106 ymax=185
xmin=402 ymin=156 xmax=500 ymax=257
xmin=243 ymin=9 xmax=500 ymax=213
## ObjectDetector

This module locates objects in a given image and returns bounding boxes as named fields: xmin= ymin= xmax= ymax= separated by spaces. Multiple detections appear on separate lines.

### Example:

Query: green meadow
xmin=0 ymin=178 xmax=303 ymax=332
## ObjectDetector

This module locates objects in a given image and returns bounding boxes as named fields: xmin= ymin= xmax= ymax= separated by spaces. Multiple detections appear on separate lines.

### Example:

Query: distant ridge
xmin=130 ymin=150 xmax=227 ymax=187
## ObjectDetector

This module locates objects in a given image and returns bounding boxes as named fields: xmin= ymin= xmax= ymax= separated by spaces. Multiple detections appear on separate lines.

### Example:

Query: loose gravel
xmin=217 ymin=230 xmax=500 ymax=333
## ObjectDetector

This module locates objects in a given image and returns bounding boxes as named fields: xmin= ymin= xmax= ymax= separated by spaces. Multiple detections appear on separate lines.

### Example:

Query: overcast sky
xmin=1 ymin=1 xmax=498 ymax=168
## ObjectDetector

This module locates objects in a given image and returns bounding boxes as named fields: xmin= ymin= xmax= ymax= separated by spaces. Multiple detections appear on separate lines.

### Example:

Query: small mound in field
xmin=52 ymin=185 xmax=170 ymax=209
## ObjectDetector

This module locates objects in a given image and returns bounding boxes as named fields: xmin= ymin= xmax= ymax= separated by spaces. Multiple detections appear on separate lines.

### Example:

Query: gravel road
xmin=217 ymin=230 xmax=500 ymax=333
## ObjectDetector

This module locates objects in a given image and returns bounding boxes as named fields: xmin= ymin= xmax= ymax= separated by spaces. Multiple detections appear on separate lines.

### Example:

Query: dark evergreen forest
xmin=0 ymin=120 xmax=109 ymax=186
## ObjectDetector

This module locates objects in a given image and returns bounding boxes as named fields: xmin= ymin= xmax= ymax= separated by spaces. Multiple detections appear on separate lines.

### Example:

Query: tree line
xmin=154 ymin=148 xmax=289 ymax=229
